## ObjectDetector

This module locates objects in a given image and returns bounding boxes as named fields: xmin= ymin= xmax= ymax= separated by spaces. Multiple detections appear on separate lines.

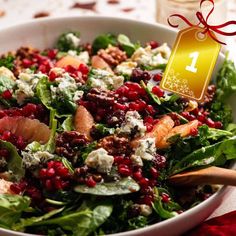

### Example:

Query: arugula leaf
xmin=0 ymin=194 xmax=30 ymax=228
xmin=81 ymin=142 xmax=97 ymax=161
xmin=170 ymin=136 xmax=236 ymax=175
xmin=0 ymin=140 xmax=24 ymax=180
xmin=74 ymin=177 xmax=140 ymax=196
xmin=117 ymin=34 xmax=139 ymax=57
xmin=56 ymin=32 xmax=81 ymax=52
xmin=92 ymin=34 xmax=117 ymax=54
xmin=93 ymin=124 xmax=115 ymax=137
xmin=141 ymin=80 xmax=161 ymax=105
xmin=0 ymin=55 xmax=15 ymax=70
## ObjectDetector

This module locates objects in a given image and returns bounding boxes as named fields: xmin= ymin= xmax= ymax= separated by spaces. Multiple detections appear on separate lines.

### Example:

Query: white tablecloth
xmin=0 ymin=0 xmax=235 ymax=220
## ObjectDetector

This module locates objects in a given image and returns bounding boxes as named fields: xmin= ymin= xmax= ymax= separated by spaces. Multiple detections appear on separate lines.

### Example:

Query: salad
xmin=0 ymin=31 xmax=235 ymax=236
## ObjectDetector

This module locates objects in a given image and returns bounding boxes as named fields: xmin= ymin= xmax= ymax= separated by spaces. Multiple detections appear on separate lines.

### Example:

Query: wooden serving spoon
xmin=169 ymin=166 xmax=236 ymax=186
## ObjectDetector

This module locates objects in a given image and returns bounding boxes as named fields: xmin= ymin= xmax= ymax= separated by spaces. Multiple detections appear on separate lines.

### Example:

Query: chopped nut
xmin=98 ymin=45 xmax=127 ymax=67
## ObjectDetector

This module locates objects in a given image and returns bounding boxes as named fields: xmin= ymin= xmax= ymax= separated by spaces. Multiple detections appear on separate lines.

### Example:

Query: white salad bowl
xmin=0 ymin=16 xmax=235 ymax=236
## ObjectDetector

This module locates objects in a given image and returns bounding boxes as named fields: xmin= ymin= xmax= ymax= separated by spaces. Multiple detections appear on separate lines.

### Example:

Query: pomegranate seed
xmin=197 ymin=113 xmax=206 ymax=122
xmin=137 ymin=100 xmax=147 ymax=110
xmin=47 ymin=161 xmax=55 ymax=169
xmin=144 ymin=116 xmax=154 ymax=124
xmin=39 ymin=168 xmax=47 ymax=179
xmin=150 ymin=167 xmax=159 ymax=179
xmin=38 ymin=64 xmax=47 ymax=73
xmin=190 ymin=127 xmax=198 ymax=136
xmin=54 ymin=177 xmax=63 ymax=190
xmin=148 ymin=40 xmax=159 ymax=49
xmin=16 ymin=136 xmax=26 ymax=150
xmin=146 ymin=105 xmax=155 ymax=115
xmin=133 ymin=171 xmax=143 ymax=180
xmin=114 ymin=156 xmax=124 ymax=164
xmin=149 ymin=179 xmax=158 ymax=187
xmin=0 ymin=149 xmax=9 ymax=158
xmin=215 ymin=121 xmax=223 ymax=129
xmin=118 ymin=166 xmax=132 ymax=177
xmin=139 ymin=178 xmax=149 ymax=188
xmin=161 ymin=193 xmax=170 ymax=203
xmin=122 ymin=158 xmax=132 ymax=166
xmin=206 ymin=118 xmax=215 ymax=128
xmin=192 ymin=108 xmax=199 ymax=116
xmin=129 ymin=102 xmax=140 ymax=111
xmin=47 ymin=168 xmax=55 ymax=178
xmin=127 ymin=91 xmax=139 ymax=100
xmin=0 ymin=111 xmax=6 ymax=118
xmin=116 ymin=86 xmax=129 ymax=95
xmin=152 ymin=86 xmax=164 ymax=97
xmin=139 ymin=195 xmax=153 ymax=206
xmin=45 ymin=179 xmax=53 ymax=191
xmin=125 ymin=82 xmax=141 ymax=91
xmin=56 ymin=166 xmax=69 ymax=178
xmin=65 ymin=65 xmax=77 ymax=73
xmin=53 ymin=161 xmax=64 ymax=169
xmin=86 ymin=176 xmax=97 ymax=187
xmin=47 ymin=49 xmax=57 ymax=59
xmin=153 ymin=73 xmax=162 ymax=81
xmin=78 ymin=63 xmax=89 ymax=75
xmin=49 ymin=70 xmax=58 ymax=81
xmin=2 ymin=131 xmax=11 ymax=140
xmin=61 ymin=180 xmax=70 ymax=189
xmin=114 ymin=103 xmax=127 ymax=111
xmin=1 ymin=90 xmax=12 ymax=100
xmin=145 ymin=123 xmax=153 ymax=132
xmin=22 ymin=58 xmax=33 ymax=68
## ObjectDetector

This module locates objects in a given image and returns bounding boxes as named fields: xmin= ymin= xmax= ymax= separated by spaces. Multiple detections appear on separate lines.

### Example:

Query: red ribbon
xmin=168 ymin=0 xmax=236 ymax=45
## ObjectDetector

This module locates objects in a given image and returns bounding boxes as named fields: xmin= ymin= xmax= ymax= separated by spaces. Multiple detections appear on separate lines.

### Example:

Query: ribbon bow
xmin=168 ymin=0 xmax=236 ymax=45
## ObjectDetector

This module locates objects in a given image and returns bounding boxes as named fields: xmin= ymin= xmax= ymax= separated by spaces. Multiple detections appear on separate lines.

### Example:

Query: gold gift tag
xmin=160 ymin=26 xmax=221 ymax=101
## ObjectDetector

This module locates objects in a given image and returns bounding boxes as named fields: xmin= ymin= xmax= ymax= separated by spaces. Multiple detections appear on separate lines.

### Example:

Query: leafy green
xmin=0 ymin=194 xmax=30 ymax=228
xmin=152 ymin=188 xmax=178 ymax=219
xmin=170 ymin=136 xmax=236 ymax=175
xmin=0 ymin=55 xmax=15 ymax=70
xmin=117 ymin=34 xmax=139 ymax=57
xmin=24 ymin=203 xmax=113 ymax=236
xmin=61 ymin=115 xmax=74 ymax=131
xmin=93 ymin=124 xmax=115 ymax=137
xmin=56 ymin=32 xmax=81 ymax=52
xmin=13 ymin=207 xmax=64 ymax=231
xmin=0 ymin=140 xmax=24 ymax=180
xmin=81 ymin=142 xmax=97 ymax=161
xmin=127 ymin=216 xmax=148 ymax=230
xmin=215 ymin=57 xmax=236 ymax=101
xmin=74 ymin=177 xmax=140 ymax=196
xmin=92 ymin=34 xmax=117 ymax=54
xmin=36 ymin=77 xmax=77 ymax=117
xmin=141 ymin=80 xmax=161 ymax=105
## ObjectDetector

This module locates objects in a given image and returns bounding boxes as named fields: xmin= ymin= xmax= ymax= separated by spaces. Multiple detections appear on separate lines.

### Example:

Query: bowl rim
xmin=0 ymin=15 xmax=230 ymax=236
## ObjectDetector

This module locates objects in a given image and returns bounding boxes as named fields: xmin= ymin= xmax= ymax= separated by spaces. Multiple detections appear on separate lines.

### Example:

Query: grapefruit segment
xmin=74 ymin=106 xmax=94 ymax=140
xmin=56 ymin=55 xmax=83 ymax=68
xmin=0 ymin=117 xmax=50 ymax=144
xmin=91 ymin=55 xmax=113 ymax=73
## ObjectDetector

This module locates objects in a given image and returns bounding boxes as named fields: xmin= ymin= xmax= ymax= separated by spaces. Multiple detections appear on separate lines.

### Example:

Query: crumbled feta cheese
xmin=50 ymin=67 xmax=65 ymax=75
xmin=152 ymin=43 xmax=171 ymax=59
xmin=77 ymin=51 xmax=89 ymax=64
xmin=22 ymin=151 xmax=54 ymax=169
xmin=16 ymin=72 xmax=45 ymax=104
xmin=66 ymin=33 xmax=80 ymax=48
xmin=89 ymin=69 xmax=124 ymax=90
xmin=115 ymin=61 xmax=137 ymax=76
xmin=85 ymin=148 xmax=114 ymax=173
xmin=57 ymin=74 xmax=78 ymax=92
xmin=73 ymin=90 xmax=84 ymax=102
xmin=117 ymin=111 xmax=146 ymax=138
xmin=132 ymin=138 xmax=156 ymax=161
xmin=131 ymin=45 xmax=169 ymax=67
xmin=140 ymin=204 xmax=153 ymax=216
xmin=0 ymin=66 xmax=16 ymax=81
xmin=68 ymin=50 xmax=77 ymax=57
xmin=130 ymin=154 xmax=143 ymax=166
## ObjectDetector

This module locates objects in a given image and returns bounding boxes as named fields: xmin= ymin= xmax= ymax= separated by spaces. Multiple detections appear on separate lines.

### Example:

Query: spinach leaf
xmin=27 ymin=203 xmax=113 ymax=236
xmin=0 ymin=55 xmax=15 ymax=70
xmin=56 ymin=31 xmax=81 ymax=52
xmin=92 ymin=34 xmax=117 ymax=53
xmin=117 ymin=34 xmax=138 ymax=57
xmin=0 ymin=194 xmax=30 ymax=228
xmin=141 ymin=80 xmax=161 ymax=105
xmin=93 ymin=124 xmax=115 ymax=136
xmin=13 ymin=207 xmax=64 ymax=231
xmin=74 ymin=177 xmax=140 ymax=196
xmin=170 ymin=136 xmax=236 ymax=175
xmin=0 ymin=140 xmax=24 ymax=180
xmin=81 ymin=142 xmax=97 ymax=161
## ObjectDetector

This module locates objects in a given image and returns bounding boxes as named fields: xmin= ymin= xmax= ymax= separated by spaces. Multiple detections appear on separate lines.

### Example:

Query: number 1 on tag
xmin=186 ymin=52 xmax=199 ymax=73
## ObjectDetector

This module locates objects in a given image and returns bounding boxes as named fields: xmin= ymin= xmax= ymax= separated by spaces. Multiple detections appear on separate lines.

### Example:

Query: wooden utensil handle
xmin=169 ymin=167 xmax=236 ymax=186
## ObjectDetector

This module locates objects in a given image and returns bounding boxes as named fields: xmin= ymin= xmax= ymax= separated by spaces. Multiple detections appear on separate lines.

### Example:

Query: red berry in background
xmin=161 ymin=193 xmax=170 ymax=203
xmin=148 ymin=40 xmax=159 ymax=49
xmin=1 ymin=90 xmax=12 ymax=100
xmin=49 ymin=70 xmax=58 ymax=81
xmin=22 ymin=58 xmax=33 ymax=68
xmin=47 ymin=49 xmax=58 ymax=59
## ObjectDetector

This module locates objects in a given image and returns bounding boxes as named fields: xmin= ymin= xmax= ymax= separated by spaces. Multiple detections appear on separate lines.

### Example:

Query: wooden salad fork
xmin=169 ymin=167 xmax=236 ymax=186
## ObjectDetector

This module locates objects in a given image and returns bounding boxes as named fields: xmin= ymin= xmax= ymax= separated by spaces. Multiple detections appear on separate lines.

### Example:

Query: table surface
xmin=0 ymin=0 xmax=235 ymax=220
